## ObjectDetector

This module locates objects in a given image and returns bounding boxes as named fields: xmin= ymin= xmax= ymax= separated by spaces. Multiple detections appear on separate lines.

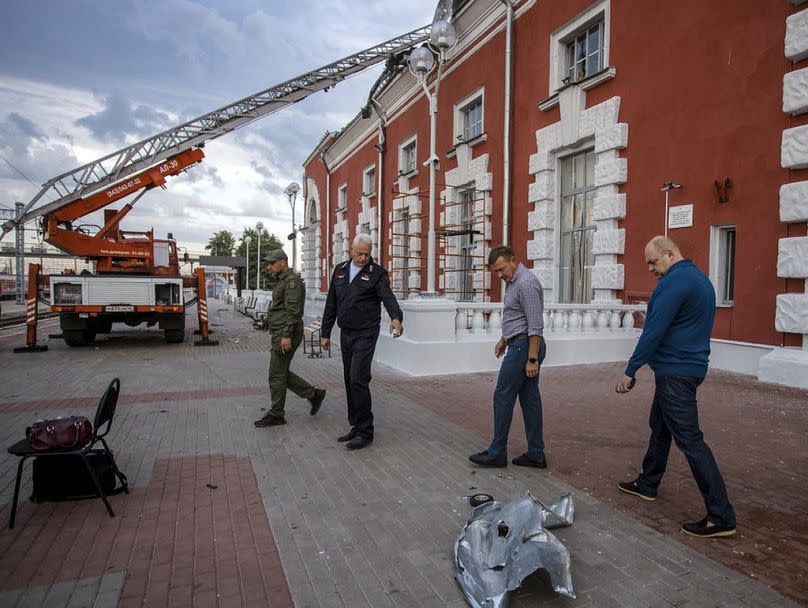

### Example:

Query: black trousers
xmin=339 ymin=327 xmax=379 ymax=438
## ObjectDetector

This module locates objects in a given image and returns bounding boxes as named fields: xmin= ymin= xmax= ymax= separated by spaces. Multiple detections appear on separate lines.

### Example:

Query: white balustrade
xmin=450 ymin=301 xmax=646 ymax=338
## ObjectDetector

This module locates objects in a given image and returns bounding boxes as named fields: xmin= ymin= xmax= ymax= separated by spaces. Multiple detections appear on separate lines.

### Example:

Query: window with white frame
xmin=549 ymin=0 xmax=611 ymax=92
xmin=363 ymin=166 xmax=376 ymax=196
xmin=565 ymin=20 xmax=604 ymax=84
xmin=710 ymin=225 xmax=736 ymax=306
xmin=337 ymin=184 xmax=347 ymax=211
xmin=458 ymin=188 xmax=476 ymax=302
xmin=400 ymin=138 xmax=417 ymax=174
xmin=454 ymin=89 xmax=484 ymax=143
xmin=559 ymin=150 xmax=597 ymax=304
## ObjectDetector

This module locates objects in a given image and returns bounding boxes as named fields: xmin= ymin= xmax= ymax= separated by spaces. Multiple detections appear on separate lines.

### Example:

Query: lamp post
xmin=284 ymin=182 xmax=301 ymax=270
xmin=244 ymin=235 xmax=252 ymax=290
xmin=255 ymin=222 xmax=264 ymax=289
xmin=408 ymin=20 xmax=458 ymax=295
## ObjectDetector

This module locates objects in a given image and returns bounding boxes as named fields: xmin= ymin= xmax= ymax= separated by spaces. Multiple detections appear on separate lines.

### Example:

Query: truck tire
xmin=63 ymin=329 xmax=90 ymax=347
xmin=164 ymin=329 xmax=185 ymax=343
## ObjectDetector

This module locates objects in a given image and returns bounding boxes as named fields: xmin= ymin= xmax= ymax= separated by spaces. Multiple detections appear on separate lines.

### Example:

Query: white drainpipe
xmin=500 ymin=0 xmax=514 ymax=245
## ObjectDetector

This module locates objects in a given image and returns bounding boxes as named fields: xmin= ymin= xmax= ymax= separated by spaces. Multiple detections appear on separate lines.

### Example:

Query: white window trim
xmin=548 ymin=0 xmax=610 ymax=96
xmin=398 ymin=135 xmax=418 ymax=176
xmin=453 ymin=87 xmax=485 ymax=144
xmin=709 ymin=224 xmax=736 ymax=307
xmin=362 ymin=164 xmax=376 ymax=197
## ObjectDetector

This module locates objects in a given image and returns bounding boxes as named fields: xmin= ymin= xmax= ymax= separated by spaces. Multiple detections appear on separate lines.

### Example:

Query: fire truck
xmin=0 ymin=24 xmax=432 ymax=350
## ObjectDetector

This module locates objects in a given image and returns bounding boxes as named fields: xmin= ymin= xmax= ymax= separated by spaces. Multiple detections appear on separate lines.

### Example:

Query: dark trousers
xmin=487 ymin=337 xmax=547 ymax=460
xmin=637 ymin=375 xmax=736 ymax=528
xmin=339 ymin=328 xmax=379 ymax=438
xmin=268 ymin=333 xmax=315 ymax=418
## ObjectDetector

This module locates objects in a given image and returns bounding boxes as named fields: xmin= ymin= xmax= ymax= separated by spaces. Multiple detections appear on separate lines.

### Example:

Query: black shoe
xmin=337 ymin=431 xmax=357 ymax=442
xmin=469 ymin=451 xmax=507 ymax=468
xmin=346 ymin=435 xmax=373 ymax=450
xmin=681 ymin=516 xmax=736 ymax=538
xmin=617 ymin=479 xmax=656 ymax=501
xmin=254 ymin=414 xmax=286 ymax=428
xmin=511 ymin=453 xmax=547 ymax=469
xmin=310 ymin=389 xmax=326 ymax=416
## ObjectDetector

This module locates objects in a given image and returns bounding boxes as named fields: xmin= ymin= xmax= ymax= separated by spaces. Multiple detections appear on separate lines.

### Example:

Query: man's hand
xmin=494 ymin=338 xmax=507 ymax=358
xmin=389 ymin=319 xmax=404 ymax=337
xmin=525 ymin=361 xmax=539 ymax=378
xmin=615 ymin=375 xmax=636 ymax=393
xmin=320 ymin=337 xmax=331 ymax=351
xmin=280 ymin=337 xmax=292 ymax=353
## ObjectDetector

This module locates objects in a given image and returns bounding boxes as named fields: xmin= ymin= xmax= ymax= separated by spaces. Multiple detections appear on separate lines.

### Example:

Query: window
xmin=559 ymin=150 xmax=597 ymax=304
xmin=710 ymin=225 xmax=736 ymax=306
xmin=454 ymin=89 xmax=484 ymax=143
xmin=565 ymin=20 xmax=604 ymax=84
xmin=400 ymin=138 xmax=417 ymax=174
xmin=363 ymin=166 xmax=376 ymax=196
xmin=337 ymin=184 xmax=347 ymax=211
xmin=547 ymin=0 xmax=611 ymax=94
xmin=458 ymin=189 xmax=476 ymax=301
xmin=461 ymin=98 xmax=483 ymax=141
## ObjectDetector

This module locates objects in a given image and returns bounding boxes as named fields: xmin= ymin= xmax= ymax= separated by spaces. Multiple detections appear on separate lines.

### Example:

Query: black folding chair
xmin=6 ymin=377 xmax=129 ymax=528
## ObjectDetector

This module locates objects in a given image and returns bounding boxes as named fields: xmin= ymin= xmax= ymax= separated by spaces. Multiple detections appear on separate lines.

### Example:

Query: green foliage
xmin=235 ymin=225 xmax=285 ymax=290
xmin=205 ymin=230 xmax=236 ymax=256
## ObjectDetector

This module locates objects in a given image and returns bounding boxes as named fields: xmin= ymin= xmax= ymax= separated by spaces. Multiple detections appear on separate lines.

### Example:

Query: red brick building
xmin=300 ymin=0 xmax=808 ymax=386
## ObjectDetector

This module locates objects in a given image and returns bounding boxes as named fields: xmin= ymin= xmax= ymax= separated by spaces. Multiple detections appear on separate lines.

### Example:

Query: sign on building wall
xmin=668 ymin=204 xmax=694 ymax=229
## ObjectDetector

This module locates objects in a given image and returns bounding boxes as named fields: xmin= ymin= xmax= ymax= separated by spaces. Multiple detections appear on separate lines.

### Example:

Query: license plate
xmin=106 ymin=305 xmax=134 ymax=312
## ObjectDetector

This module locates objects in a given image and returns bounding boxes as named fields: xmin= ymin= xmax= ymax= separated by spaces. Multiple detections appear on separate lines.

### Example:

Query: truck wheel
xmin=63 ymin=330 xmax=89 ymax=347
xmin=165 ymin=329 xmax=185 ymax=343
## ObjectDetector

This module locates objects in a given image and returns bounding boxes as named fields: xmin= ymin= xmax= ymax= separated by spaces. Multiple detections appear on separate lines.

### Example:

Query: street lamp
xmin=408 ymin=19 xmax=458 ymax=294
xmin=244 ymin=235 xmax=252 ymax=290
xmin=284 ymin=182 xmax=301 ymax=270
xmin=255 ymin=222 xmax=264 ymax=289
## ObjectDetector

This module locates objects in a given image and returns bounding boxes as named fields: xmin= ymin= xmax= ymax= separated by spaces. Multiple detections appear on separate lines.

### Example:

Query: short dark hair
xmin=488 ymin=245 xmax=515 ymax=265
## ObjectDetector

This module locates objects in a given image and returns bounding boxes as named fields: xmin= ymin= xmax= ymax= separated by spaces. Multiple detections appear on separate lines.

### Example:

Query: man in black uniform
xmin=320 ymin=233 xmax=403 ymax=450
xmin=254 ymin=249 xmax=326 ymax=427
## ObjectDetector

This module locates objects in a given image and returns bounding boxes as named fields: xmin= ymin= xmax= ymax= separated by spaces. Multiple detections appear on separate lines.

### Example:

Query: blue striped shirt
xmin=501 ymin=263 xmax=544 ymax=340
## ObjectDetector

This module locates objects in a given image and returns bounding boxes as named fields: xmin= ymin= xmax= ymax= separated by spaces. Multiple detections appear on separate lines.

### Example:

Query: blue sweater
xmin=625 ymin=259 xmax=715 ymax=379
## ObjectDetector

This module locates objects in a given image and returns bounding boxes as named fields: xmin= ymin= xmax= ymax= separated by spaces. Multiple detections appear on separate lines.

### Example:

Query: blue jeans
xmin=637 ymin=375 xmax=736 ymax=528
xmin=487 ymin=336 xmax=547 ymax=460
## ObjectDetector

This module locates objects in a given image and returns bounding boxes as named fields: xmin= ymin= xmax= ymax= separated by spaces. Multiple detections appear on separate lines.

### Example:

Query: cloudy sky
xmin=0 ymin=0 xmax=439 ymax=257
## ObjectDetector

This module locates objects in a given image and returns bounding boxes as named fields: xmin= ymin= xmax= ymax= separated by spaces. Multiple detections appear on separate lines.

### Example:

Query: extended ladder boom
xmin=1 ymin=24 xmax=431 ymax=237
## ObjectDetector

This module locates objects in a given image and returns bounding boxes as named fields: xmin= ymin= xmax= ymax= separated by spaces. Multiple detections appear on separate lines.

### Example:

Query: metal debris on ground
xmin=454 ymin=491 xmax=575 ymax=607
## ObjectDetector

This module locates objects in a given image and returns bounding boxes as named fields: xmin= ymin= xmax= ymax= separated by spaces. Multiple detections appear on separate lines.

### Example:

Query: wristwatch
xmin=528 ymin=357 xmax=538 ymax=364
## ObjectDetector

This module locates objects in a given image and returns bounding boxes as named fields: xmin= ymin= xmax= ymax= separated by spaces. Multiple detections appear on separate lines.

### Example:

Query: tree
xmin=235 ymin=225 xmax=284 ymax=290
xmin=205 ymin=230 xmax=236 ymax=256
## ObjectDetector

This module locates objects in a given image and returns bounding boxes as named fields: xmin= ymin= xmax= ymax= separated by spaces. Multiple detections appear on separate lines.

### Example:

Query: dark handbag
xmin=26 ymin=416 xmax=93 ymax=451
xmin=31 ymin=450 xmax=128 ymax=502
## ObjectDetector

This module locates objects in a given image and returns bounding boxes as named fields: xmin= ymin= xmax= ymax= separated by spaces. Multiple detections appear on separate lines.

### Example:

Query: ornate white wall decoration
xmin=331 ymin=209 xmax=349 ymax=267
xmin=355 ymin=195 xmax=378 ymax=252
xmin=388 ymin=175 xmax=423 ymax=297
xmin=530 ymin=95 xmax=627 ymax=303
xmin=301 ymin=180 xmax=322 ymax=292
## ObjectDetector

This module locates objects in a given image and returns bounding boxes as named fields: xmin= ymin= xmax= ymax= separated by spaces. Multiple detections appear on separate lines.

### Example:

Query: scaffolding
xmin=387 ymin=183 xmax=489 ymax=302
xmin=438 ymin=186 xmax=488 ymax=302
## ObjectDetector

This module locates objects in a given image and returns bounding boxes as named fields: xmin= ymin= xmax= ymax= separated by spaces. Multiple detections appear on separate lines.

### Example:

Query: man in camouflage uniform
xmin=254 ymin=249 xmax=326 ymax=427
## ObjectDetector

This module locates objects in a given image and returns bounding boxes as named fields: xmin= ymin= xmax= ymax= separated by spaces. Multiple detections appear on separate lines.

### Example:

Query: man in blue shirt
xmin=616 ymin=236 xmax=736 ymax=538
xmin=469 ymin=245 xmax=548 ymax=469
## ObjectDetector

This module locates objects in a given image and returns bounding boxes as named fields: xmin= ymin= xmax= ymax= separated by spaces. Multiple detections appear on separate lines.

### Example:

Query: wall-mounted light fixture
xmin=660 ymin=181 xmax=683 ymax=236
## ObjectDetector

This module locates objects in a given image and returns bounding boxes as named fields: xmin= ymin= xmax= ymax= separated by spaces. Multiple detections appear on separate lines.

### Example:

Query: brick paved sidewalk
xmin=0 ymin=300 xmax=803 ymax=607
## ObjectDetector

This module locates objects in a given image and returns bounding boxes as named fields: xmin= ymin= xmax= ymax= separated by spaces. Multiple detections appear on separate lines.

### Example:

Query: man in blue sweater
xmin=615 ymin=236 xmax=736 ymax=538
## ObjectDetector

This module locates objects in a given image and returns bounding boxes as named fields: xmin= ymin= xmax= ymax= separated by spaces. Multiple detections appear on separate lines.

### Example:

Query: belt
xmin=505 ymin=333 xmax=528 ymax=344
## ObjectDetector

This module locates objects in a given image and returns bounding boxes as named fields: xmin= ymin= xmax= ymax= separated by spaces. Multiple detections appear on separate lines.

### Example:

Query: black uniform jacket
xmin=321 ymin=257 xmax=403 ymax=338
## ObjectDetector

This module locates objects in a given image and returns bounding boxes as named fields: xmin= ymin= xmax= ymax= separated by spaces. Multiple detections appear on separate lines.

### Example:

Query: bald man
xmin=615 ymin=236 xmax=736 ymax=538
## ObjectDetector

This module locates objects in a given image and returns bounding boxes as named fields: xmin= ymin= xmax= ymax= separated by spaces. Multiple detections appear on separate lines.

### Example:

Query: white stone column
xmin=758 ymin=6 xmax=808 ymax=388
